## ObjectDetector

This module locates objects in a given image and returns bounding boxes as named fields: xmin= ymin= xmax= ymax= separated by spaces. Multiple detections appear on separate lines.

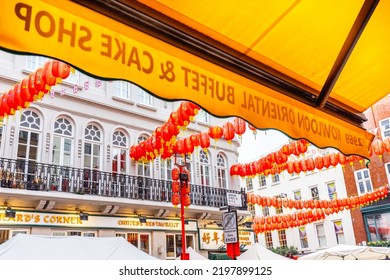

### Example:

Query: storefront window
xmin=165 ymin=234 xmax=195 ymax=259
xmin=366 ymin=213 xmax=390 ymax=242
xmin=0 ymin=229 xmax=29 ymax=244
xmin=116 ymin=232 xmax=151 ymax=254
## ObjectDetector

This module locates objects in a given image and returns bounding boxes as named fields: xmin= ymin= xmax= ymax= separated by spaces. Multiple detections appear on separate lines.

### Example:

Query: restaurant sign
xmin=0 ymin=211 xmax=197 ymax=232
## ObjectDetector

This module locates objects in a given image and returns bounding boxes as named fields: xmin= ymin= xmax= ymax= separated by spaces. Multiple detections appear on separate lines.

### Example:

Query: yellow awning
xmin=1 ymin=0 xmax=388 ymax=158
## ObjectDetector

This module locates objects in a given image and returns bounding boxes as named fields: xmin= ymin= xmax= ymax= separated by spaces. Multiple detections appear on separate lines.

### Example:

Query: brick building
xmin=343 ymin=95 xmax=390 ymax=244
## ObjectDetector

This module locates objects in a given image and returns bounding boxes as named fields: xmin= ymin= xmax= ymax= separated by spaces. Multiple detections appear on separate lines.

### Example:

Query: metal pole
xmin=180 ymin=182 xmax=187 ymax=260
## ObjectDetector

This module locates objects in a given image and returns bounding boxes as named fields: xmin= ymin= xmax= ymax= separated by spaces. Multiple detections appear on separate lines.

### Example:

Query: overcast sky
xmin=237 ymin=129 xmax=289 ymax=163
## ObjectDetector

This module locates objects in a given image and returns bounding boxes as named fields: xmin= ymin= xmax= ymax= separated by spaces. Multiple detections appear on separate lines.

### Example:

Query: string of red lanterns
xmin=130 ymin=115 xmax=253 ymax=163
xmin=0 ymin=59 xmax=71 ymax=121
xmin=251 ymin=186 xmax=389 ymax=234
xmin=231 ymin=135 xmax=390 ymax=179
xmin=248 ymin=186 xmax=389 ymax=211
xmin=230 ymin=149 xmax=369 ymax=178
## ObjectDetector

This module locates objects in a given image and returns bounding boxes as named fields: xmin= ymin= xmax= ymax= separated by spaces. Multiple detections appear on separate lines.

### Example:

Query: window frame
xmin=354 ymin=168 xmax=373 ymax=195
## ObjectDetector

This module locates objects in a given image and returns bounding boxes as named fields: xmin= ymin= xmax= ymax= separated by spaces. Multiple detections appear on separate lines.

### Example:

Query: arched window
xmin=52 ymin=117 xmax=73 ymax=166
xmin=217 ymin=153 xmax=228 ymax=189
xmin=112 ymin=130 xmax=128 ymax=174
xmin=84 ymin=124 xmax=102 ymax=170
xmin=137 ymin=135 xmax=151 ymax=177
xmin=199 ymin=150 xmax=210 ymax=186
xmin=17 ymin=110 xmax=41 ymax=163
xmin=17 ymin=110 xmax=42 ymax=186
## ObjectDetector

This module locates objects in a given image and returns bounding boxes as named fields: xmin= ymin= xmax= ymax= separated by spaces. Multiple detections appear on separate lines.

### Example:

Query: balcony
xmin=0 ymin=158 xmax=246 ymax=211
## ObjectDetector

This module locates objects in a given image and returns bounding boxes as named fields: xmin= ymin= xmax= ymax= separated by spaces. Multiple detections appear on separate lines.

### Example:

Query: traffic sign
xmin=222 ymin=210 xmax=239 ymax=244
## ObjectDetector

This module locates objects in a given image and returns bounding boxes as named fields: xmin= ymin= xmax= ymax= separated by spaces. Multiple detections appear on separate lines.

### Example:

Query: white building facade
xmin=244 ymin=144 xmax=356 ymax=254
xmin=0 ymin=51 xmax=252 ymax=259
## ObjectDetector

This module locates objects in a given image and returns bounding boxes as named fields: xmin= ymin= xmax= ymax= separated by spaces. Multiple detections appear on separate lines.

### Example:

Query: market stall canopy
xmin=176 ymin=247 xmax=208 ymax=260
xmin=298 ymin=244 xmax=390 ymax=260
xmin=0 ymin=234 xmax=158 ymax=260
xmin=1 ymin=0 xmax=389 ymax=158
xmin=236 ymin=243 xmax=291 ymax=260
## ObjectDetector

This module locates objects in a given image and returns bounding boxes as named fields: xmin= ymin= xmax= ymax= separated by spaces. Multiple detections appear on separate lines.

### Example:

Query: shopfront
xmin=0 ymin=210 xmax=198 ymax=259
xmin=198 ymin=228 xmax=255 ymax=259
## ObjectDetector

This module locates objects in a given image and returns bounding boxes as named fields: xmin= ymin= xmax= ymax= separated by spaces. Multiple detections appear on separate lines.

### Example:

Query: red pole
xmin=180 ymin=187 xmax=188 ymax=260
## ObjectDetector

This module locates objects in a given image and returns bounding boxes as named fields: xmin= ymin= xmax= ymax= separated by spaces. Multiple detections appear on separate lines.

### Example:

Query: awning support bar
xmin=316 ymin=0 xmax=379 ymax=108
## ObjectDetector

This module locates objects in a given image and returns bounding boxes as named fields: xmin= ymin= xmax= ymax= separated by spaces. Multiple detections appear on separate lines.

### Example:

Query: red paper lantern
xmin=34 ymin=68 xmax=49 ymax=95
xmin=322 ymin=154 xmax=331 ymax=168
xmin=372 ymin=138 xmax=385 ymax=160
xmin=52 ymin=60 xmax=71 ymax=79
xmin=297 ymin=139 xmax=308 ymax=154
xmin=338 ymin=152 xmax=346 ymax=167
xmin=282 ymin=144 xmax=293 ymax=155
xmin=27 ymin=73 xmax=38 ymax=102
xmin=184 ymin=137 xmax=194 ymax=155
xmin=172 ymin=167 xmax=180 ymax=181
xmin=275 ymin=150 xmax=288 ymax=164
xmin=190 ymin=134 xmax=200 ymax=147
xmin=20 ymin=78 xmax=31 ymax=107
xmin=306 ymin=158 xmax=315 ymax=171
xmin=172 ymin=193 xmax=180 ymax=207
xmin=172 ymin=181 xmax=180 ymax=193
xmin=222 ymin=122 xmax=235 ymax=141
xmin=129 ymin=145 xmax=138 ymax=160
xmin=177 ymin=103 xmax=190 ymax=127
xmin=230 ymin=165 xmax=238 ymax=176
xmin=199 ymin=131 xmax=210 ymax=149
xmin=42 ymin=60 xmax=57 ymax=86
xmin=383 ymin=137 xmax=390 ymax=152
xmin=248 ymin=123 xmax=257 ymax=138
xmin=287 ymin=161 xmax=295 ymax=174
xmin=208 ymin=126 xmax=223 ymax=140
xmin=6 ymin=89 xmax=16 ymax=115
xmin=182 ymin=194 xmax=191 ymax=207
xmin=293 ymin=160 xmax=301 ymax=174
xmin=329 ymin=153 xmax=339 ymax=167
xmin=176 ymin=138 xmax=186 ymax=155
xmin=233 ymin=117 xmax=246 ymax=136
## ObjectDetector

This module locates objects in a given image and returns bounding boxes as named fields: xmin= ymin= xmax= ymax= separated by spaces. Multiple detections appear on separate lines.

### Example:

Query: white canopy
xmin=0 ymin=234 xmax=157 ymax=260
xmin=176 ymin=247 xmax=208 ymax=260
xmin=298 ymin=244 xmax=390 ymax=260
xmin=236 ymin=243 xmax=290 ymax=260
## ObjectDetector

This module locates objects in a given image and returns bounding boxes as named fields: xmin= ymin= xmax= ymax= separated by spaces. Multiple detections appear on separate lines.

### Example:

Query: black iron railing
xmin=0 ymin=158 xmax=246 ymax=208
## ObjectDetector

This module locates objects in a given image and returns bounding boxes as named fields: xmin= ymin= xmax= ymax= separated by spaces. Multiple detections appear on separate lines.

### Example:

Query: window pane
xmin=127 ymin=233 xmax=138 ymax=247
xmin=140 ymin=234 xmax=150 ymax=254
xmin=166 ymin=235 xmax=175 ymax=258
xmin=84 ymin=143 xmax=92 ymax=155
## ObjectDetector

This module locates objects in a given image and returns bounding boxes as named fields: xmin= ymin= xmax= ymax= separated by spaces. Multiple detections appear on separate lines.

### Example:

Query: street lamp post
xmin=175 ymin=156 xmax=190 ymax=260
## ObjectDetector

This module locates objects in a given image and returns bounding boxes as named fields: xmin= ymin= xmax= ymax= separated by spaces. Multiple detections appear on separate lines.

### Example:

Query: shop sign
xmin=199 ymin=228 xmax=254 ymax=250
xmin=0 ymin=211 xmax=197 ymax=231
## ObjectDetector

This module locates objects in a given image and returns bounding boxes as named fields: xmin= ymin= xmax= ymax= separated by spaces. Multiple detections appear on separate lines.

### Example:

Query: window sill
xmin=136 ymin=103 xmax=157 ymax=112
xmin=112 ymin=96 xmax=135 ymax=105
